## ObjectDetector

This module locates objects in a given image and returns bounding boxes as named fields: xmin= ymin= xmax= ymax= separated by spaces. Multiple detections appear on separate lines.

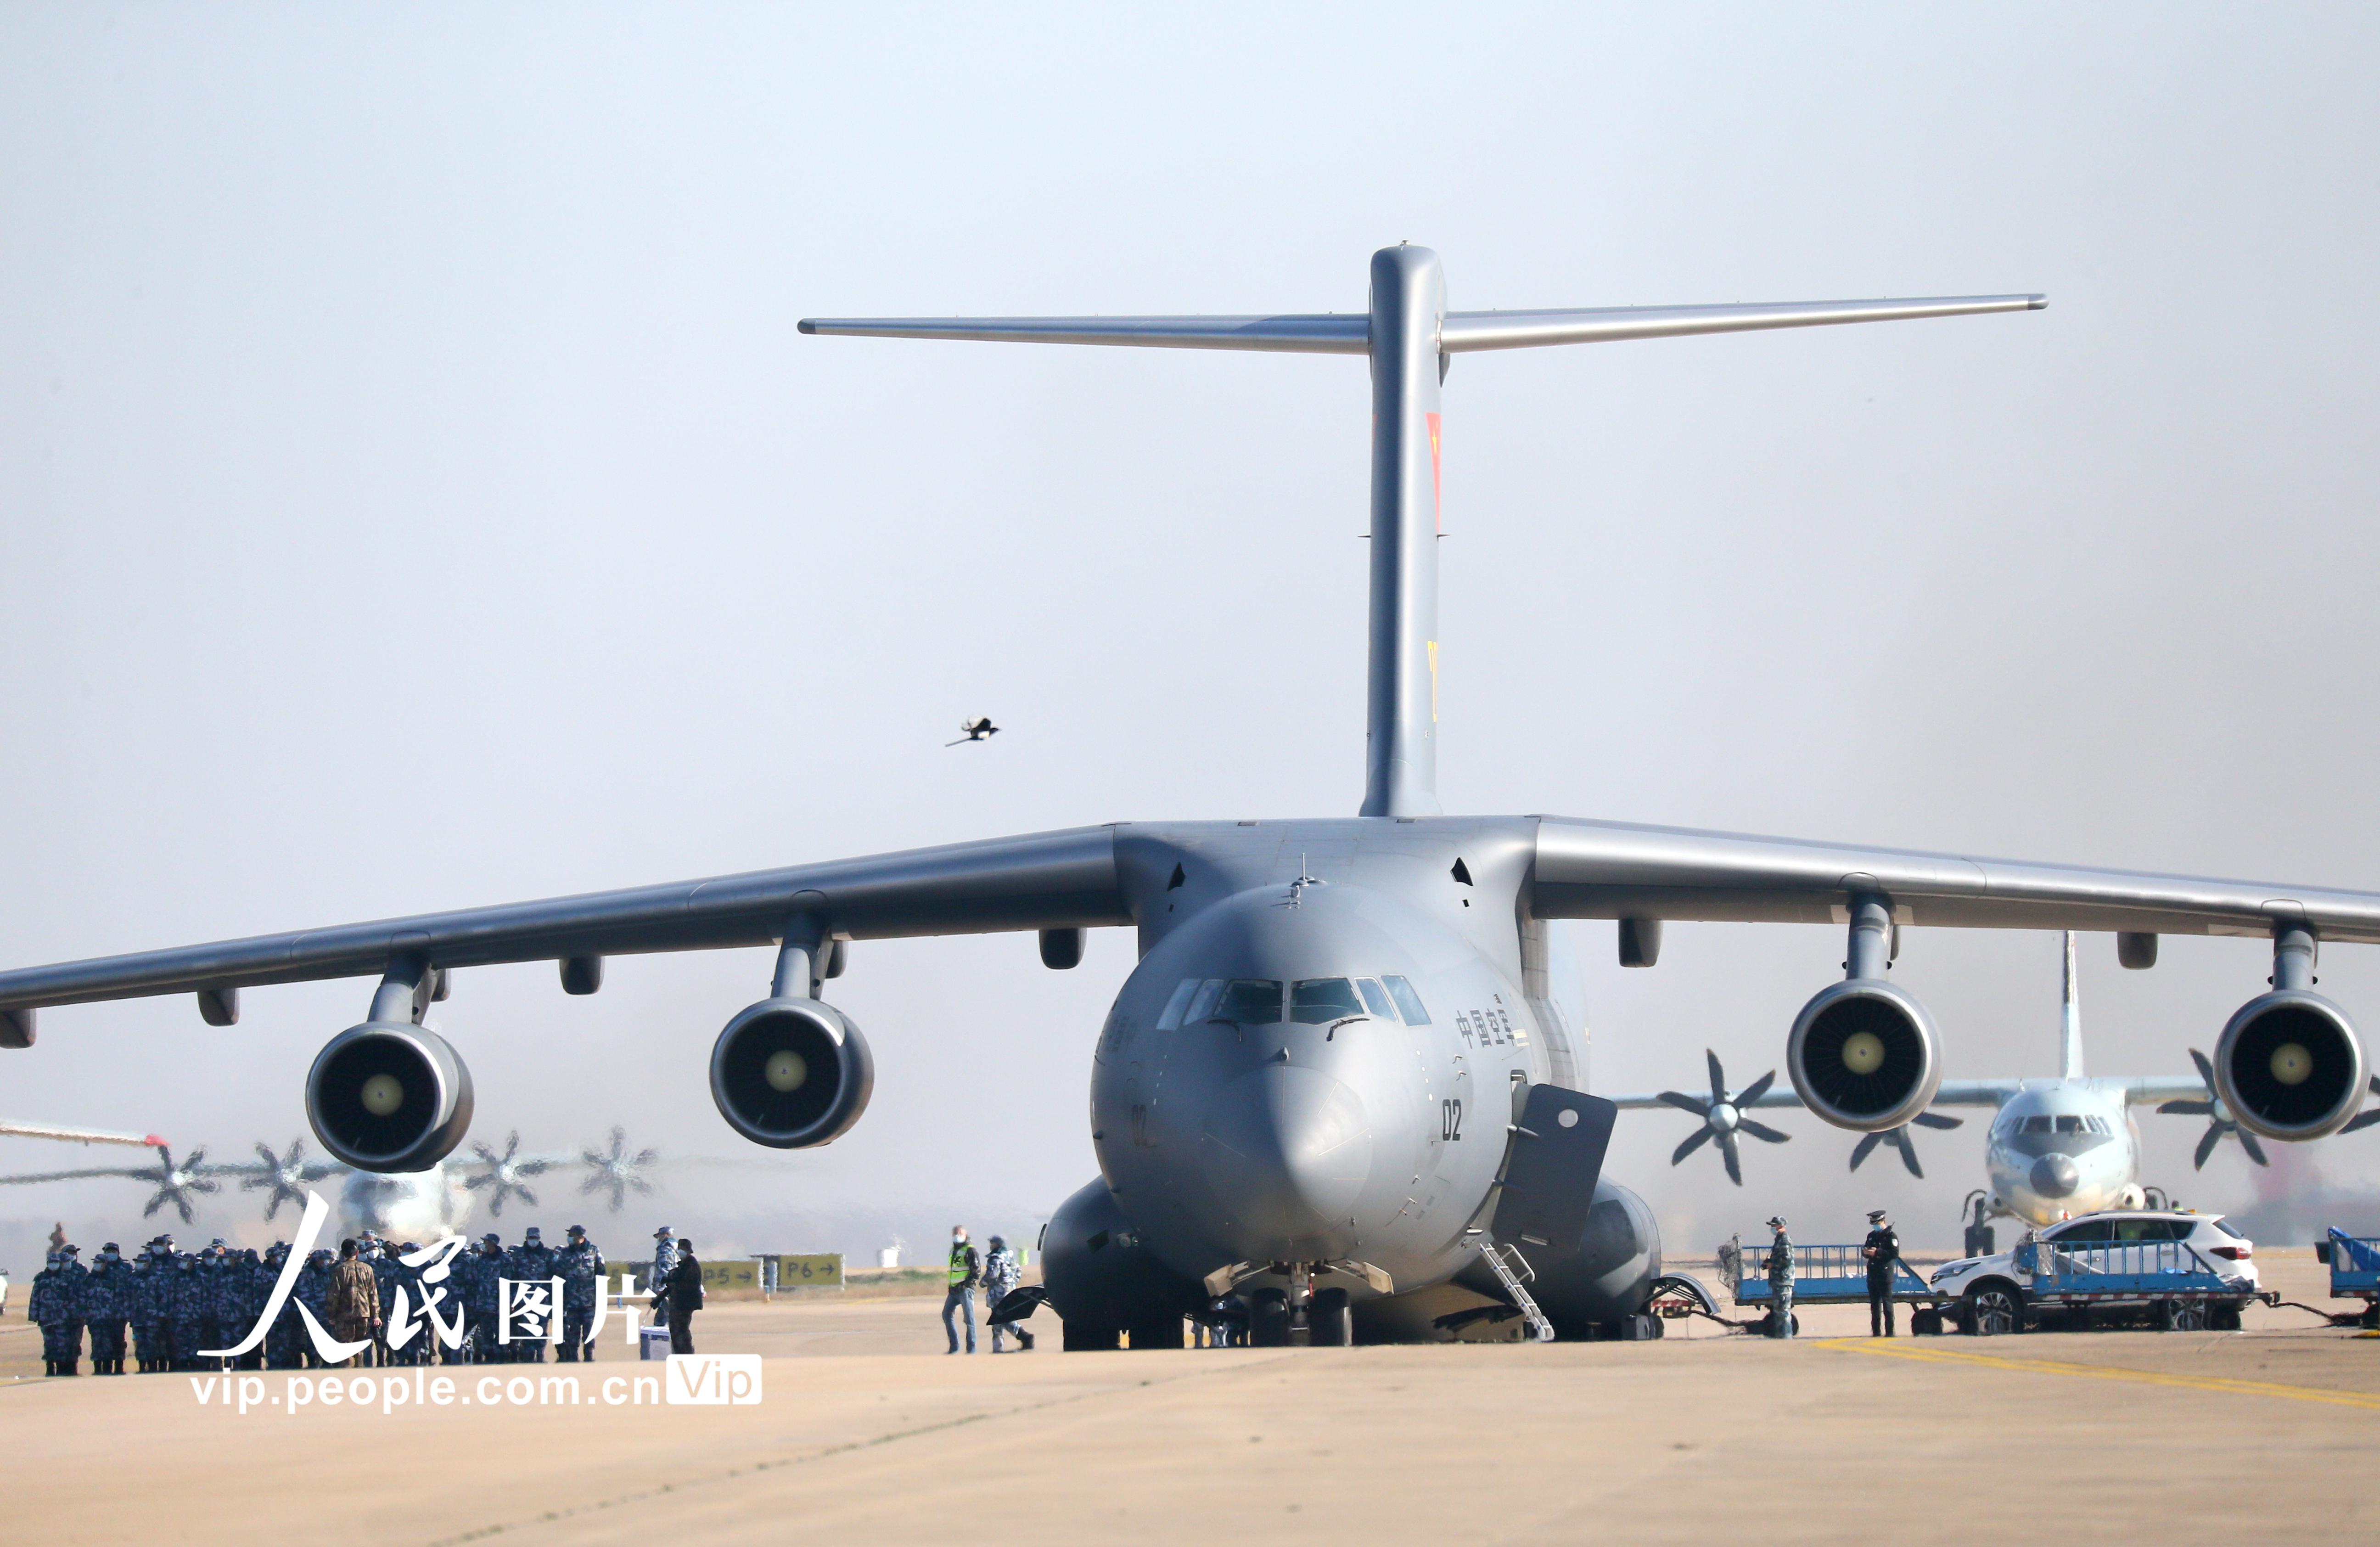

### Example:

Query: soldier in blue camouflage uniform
xmin=127 ymin=1242 xmax=159 ymax=1372
xmin=982 ymin=1235 xmax=1033 ymax=1352
xmin=648 ymin=1226 xmax=678 ymax=1329
xmin=191 ymin=1239 xmax=231 ymax=1368
xmin=230 ymin=1248 xmax=269 ymax=1369
xmin=500 ymin=1226 xmax=557 ymax=1363
xmin=165 ymin=1249 xmax=207 ymax=1369
xmin=29 ymin=1249 xmax=71 ymax=1375
xmin=1763 ymin=1215 xmax=1795 ymax=1339
xmin=293 ymin=1249 xmax=334 ymax=1366
xmin=82 ymin=1243 xmax=132 ymax=1374
xmin=556 ymin=1225 xmax=606 ymax=1362
xmin=52 ymin=1243 xmax=89 ymax=1374
xmin=138 ymin=1237 xmax=177 ymax=1371
xmin=262 ymin=1243 xmax=302 ymax=1369
xmin=460 ymin=1233 xmax=504 ymax=1362
xmin=362 ymin=1235 xmax=398 ymax=1366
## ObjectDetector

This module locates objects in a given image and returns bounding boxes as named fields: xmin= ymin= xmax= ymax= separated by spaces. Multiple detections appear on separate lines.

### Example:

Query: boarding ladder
xmin=1474 ymin=1235 xmax=1556 ymax=1343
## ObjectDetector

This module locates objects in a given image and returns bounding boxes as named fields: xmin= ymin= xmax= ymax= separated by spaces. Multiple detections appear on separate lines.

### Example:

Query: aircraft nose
xmin=1200 ymin=1065 xmax=1374 ymax=1250
xmin=2030 ymin=1153 xmax=2080 ymax=1198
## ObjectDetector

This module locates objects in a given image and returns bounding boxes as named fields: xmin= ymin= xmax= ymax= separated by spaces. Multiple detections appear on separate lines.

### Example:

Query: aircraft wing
xmin=1610 ymin=1080 xmax=2014 ymax=1111
xmin=1604 ymin=1089 xmax=1807 ymax=1110
xmin=0 ymin=1119 xmax=164 ymax=1148
xmin=2113 ymin=1077 xmax=2217 ymax=1106
xmin=1531 ymin=816 xmax=2380 ymax=941
xmin=0 ymin=826 xmax=1128 ymax=1039
xmin=0 ymin=1164 xmax=159 ymax=1185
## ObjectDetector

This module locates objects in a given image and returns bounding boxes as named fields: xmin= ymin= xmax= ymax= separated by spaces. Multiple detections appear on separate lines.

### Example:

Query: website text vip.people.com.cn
xmin=186 ymin=1354 xmax=763 ymax=1415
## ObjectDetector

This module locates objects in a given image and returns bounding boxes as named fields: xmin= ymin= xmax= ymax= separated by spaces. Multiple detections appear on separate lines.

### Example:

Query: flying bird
xmin=947 ymin=717 xmax=999 ymax=746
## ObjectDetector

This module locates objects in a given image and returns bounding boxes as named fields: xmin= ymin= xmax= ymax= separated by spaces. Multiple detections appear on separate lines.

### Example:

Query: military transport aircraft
xmin=1 ymin=245 xmax=2375 ymax=1346
xmin=1608 ymin=932 xmax=2363 ymax=1226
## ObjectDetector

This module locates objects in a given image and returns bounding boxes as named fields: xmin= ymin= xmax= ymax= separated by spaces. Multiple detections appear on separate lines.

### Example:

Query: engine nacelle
xmin=2212 ymin=990 xmax=2366 ymax=1141
xmin=709 ymin=996 xmax=873 ymax=1148
xmin=1786 ymin=979 xmax=1942 ymax=1132
xmin=306 ymin=1021 xmax=476 ymax=1173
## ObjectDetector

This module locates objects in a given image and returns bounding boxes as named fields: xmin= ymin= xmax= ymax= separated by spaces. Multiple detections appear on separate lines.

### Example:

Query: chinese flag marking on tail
xmin=1426 ymin=412 xmax=1443 ymax=532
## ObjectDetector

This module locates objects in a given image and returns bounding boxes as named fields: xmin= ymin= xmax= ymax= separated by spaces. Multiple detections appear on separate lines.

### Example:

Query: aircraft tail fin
xmin=2060 ymin=930 xmax=2085 ymax=1080
xmin=802 ymin=254 xmax=2043 ymax=820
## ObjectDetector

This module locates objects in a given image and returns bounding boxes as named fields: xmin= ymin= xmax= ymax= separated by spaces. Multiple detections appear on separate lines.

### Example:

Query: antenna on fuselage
xmin=2060 ymin=930 xmax=2084 ymax=1080
xmin=801 ymin=256 xmax=2044 ymax=819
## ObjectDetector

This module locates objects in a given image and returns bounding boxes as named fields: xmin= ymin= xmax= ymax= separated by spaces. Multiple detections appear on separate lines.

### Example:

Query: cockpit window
xmin=2023 ymin=1116 xmax=2052 ymax=1134
xmin=1381 ymin=975 xmax=1431 ymax=1025
xmin=1157 ymin=979 xmax=1227 ymax=1031
xmin=2055 ymin=1115 xmax=2083 ymax=1135
xmin=1212 ymin=979 xmax=1284 ymax=1024
xmin=1356 ymin=978 xmax=1398 ymax=1020
xmin=1156 ymin=979 xmax=1204 ymax=1032
xmin=1291 ymin=978 xmax=1367 ymax=1024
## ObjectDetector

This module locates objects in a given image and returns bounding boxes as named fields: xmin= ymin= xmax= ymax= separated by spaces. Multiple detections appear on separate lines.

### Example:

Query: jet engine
xmin=2212 ymin=990 xmax=2366 ymax=1142
xmin=1786 ymin=979 xmax=1942 ymax=1133
xmin=709 ymin=997 xmax=873 ymax=1148
xmin=306 ymin=1021 xmax=476 ymax=1173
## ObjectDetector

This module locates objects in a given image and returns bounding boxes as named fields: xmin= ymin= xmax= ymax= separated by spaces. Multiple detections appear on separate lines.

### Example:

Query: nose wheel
xmin=1241 ymin=1266 xmax=1356 ymax=1347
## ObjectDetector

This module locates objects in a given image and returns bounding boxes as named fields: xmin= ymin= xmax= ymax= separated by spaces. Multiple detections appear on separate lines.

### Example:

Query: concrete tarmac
xmin=4 ymin=1252 xmax=2374 ymax=1543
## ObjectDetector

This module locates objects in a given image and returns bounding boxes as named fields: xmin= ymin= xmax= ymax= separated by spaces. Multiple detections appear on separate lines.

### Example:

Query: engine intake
xmin=710 ymin=997 xmax=873 ymax=1148
xmin=305 ymin=1022 xmax=475 ymax=1173
xmin=1786 ymin=980 xmax=1941 ymax=1132
xmin=2213 ymin=990 xmax=2366 ymax=1141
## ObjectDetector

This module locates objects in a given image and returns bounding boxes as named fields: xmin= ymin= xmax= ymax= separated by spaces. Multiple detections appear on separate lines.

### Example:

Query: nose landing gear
xmin=1239 ymin=1264 xmax=1357 ymax=1347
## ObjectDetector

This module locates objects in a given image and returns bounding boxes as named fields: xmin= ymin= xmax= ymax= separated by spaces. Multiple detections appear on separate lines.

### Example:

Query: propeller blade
xmin=1849 ymin=1132 xmax=1882 ymax=1171
xmin=1735 ymin=1069 xmax=1779 ymax=1106
xmin=2238 ymin=1129 xmax=2269 ymax=1167
xmin=1911 ymin=1111 xmax=1962 ymax=1130
xmin=1670 ymin=1128 xmax=1715 ymax=1165
xmin=2159 ymin=1100 xmax=2213 ymax=1116
xmin=2190 ymin=1048 xmax=2217 ymax=1091
xmin=2193 ymin=1124 xmax=2221 ymax=1170
xmin=1655 ymin=1091 xmax=1711 ymax=1117
xmin=1719 ymin=1131 xmax=1743 ymax=1187
xmin=254 ymin=1142 xmax=280 ymax=1167
xmin=1736 ymin=1118 xmax=1792 ymax=1145
xmin=1894 ymin=1128 xmax=1925 ymax=1178
xmin=1706 ymin=1050 xmax=1727 ymax=1108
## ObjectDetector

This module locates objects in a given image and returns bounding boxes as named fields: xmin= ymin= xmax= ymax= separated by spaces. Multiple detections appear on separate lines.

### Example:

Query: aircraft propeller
xmin=1657 ymin=1051 xmax=1791 ymax=1186
xmin=138 ymin=1145 xmax=220 ymax=1223
xmin=1847 ymin=1113 xmax=1963 ymax=1179
xmin=464 ymin=1131 xmax=553 ymax=1215
xmin=578 ymin=1126 xmax=659 ymax=1213
xmin=240 ymin=1138 xmax=339 ymax=1221
xmin=2158 ymin=1049 xmax=2269 ymax=1169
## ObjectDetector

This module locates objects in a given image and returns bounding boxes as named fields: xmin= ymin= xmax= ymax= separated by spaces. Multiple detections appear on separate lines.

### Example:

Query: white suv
xmin=1923 ymin=1211 xmax=2258 ymax=1334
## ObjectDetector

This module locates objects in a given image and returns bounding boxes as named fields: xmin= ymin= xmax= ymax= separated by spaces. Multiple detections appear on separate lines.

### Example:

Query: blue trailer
xmin=2313 ymin=1228 xmax=2380 ymax=1328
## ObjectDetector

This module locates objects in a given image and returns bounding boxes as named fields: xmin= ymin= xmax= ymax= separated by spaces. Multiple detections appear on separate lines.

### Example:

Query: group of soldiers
xmin=24 ymin=1221 xmax=646 ymax=1376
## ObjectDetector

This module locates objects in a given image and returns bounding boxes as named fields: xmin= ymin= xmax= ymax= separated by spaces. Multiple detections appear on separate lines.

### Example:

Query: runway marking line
xmin=1817 ymin=1337 xmax=2380 ymax=1411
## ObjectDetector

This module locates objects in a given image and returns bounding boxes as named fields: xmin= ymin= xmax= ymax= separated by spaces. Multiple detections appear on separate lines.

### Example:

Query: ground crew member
xmin=47 ymin=1243 xmax=88 ymax=1373
xmin=263 ymin=1243 xmax=302 ymax=1369
xmin=664 ymin=1238 xmax=704 ymax=1355
xmin=460 ymin=1234 xmax=504 ymax=1362
xmin=943 ymin=1226 xmax=981 ymax=1355
xmin=982 ymin=1234 xmax=1032 ymax=1352
xmin=1864 ymin=1209 xmax=1902 ymax=1337
xmin=326 ymin=1238 xmax=381 ymax=1366
xmin=1764 ymin=1216 xmax=1794 ymax=1339
xmin=649 ymin=1226 xmax=678 ymax=1329
xmin=556 ymin=1225 xmax=605 ymax=1362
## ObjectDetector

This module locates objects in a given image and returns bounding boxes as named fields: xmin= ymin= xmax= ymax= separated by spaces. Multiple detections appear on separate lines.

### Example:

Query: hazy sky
xmin=4 ymin=5 xmax=2379 ymax=1271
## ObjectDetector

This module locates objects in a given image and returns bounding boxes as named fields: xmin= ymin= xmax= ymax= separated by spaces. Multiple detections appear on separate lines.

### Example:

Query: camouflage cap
xmin=1766 ymin=1216 xmax=1787 ymax=1229
xmin=523 ymin=1227 xmax=542 ymax=1243
xmin=567 ymin=1225 xmax=587 ymax=1237
xmin=654 ymin=1226 xmax=673 ymax=1238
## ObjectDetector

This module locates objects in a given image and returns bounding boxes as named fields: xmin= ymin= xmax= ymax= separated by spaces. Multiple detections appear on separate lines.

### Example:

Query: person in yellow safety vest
xmin=943 ymin=1226 xmax=981 ymax=1355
